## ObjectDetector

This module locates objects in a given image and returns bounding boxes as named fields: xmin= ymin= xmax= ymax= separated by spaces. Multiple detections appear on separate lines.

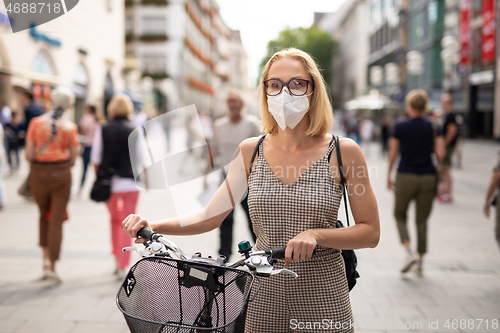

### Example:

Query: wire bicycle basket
xmin=117 ymin=256 xmax=255 ymax=333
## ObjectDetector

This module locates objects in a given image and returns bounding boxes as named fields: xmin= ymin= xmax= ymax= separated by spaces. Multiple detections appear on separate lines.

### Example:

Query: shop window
xmin=32 ymin=50 xmax=56 ymax=75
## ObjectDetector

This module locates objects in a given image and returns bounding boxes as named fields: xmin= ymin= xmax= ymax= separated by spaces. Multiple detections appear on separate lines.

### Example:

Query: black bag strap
xmin=334 ymin=136 xmax=350 ymax=227
xmin=249 ymin=134 xmax=267 ymax=174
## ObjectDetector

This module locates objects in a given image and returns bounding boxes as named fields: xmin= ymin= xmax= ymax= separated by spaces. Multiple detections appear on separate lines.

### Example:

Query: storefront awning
xmin=345 ymin=90 xmax=397 ymax=111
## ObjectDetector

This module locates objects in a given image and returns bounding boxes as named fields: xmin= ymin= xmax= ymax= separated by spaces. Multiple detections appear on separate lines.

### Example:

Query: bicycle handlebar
xmin=137 ymin=228 xmax=157 ymax=241
xmin=135 ymin=228 xmax=315 ymax=264
xmin=137 ymin=227 xmax=188 ymax=260
xmin=265 ymin=246 xmax=317 ymax=259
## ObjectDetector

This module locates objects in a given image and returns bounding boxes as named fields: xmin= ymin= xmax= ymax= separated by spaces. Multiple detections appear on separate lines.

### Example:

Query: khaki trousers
xmin=496 ymin=193 xmax=500 ymax=251
xmin=394 ymin=172 xmax=437 ymax=255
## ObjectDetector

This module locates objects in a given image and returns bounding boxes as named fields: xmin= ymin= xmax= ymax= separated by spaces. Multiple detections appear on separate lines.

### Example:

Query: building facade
xmin=457 ymin=0 xmax=497 ymax=138
xmin=316 ymin=0 xmax=370 ymax=110
xmin=125 ymin=0 xmax=248 ymax=116
xmin=0 ymin=0 xmax=125 ymax=120
xmin=405 ymin=0 xmax=446 ymax=107
xmin=366 ymin=0 xmax=408 ymax=104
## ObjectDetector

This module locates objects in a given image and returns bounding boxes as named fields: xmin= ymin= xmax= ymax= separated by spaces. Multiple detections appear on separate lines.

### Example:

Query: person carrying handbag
xmin=25 ymin=87 xmax=79 ymax=284
xmin=91 ymin=94 xmax=145 ymax=279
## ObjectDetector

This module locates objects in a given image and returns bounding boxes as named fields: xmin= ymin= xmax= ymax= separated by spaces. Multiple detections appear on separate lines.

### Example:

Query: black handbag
xmin=332 ymin=136 xmax=360 ymax=291
xmin=90 ymin=126 xmax=120 ymax=202
xmin=90 ymin=166 xmax=114 ymax=202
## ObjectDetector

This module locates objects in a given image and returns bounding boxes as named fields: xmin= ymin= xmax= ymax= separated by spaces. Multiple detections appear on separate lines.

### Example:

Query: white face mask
xmin=267 ymin=87 xmax=312 ymax=131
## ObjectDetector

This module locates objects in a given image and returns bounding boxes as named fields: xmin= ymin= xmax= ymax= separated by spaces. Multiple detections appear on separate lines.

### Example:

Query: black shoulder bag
xmin=330 ymin=135 xmax=360 ymax=291
xmin=90 ymin=126 xmax=119 ymax=202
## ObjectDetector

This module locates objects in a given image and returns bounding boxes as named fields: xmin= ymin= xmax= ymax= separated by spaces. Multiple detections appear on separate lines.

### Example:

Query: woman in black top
xmin=387 ymin=90 xmax=445 ymax=275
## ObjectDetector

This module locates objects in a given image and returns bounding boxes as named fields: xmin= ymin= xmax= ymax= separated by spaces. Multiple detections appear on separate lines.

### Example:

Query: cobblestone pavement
xmin=0 ymin=136 xmax=499 ymax=333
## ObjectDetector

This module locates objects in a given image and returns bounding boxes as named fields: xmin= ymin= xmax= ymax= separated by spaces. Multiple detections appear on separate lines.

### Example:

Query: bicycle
xmin=116 ymin=228 xmax=299 ymax=332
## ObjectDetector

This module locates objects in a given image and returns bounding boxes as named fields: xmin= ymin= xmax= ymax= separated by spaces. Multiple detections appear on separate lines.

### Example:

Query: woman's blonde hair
xmin=258 ymin=48 xmax=333 ymax=136
xmin=107 ymin=94 xmax=133 ymax=119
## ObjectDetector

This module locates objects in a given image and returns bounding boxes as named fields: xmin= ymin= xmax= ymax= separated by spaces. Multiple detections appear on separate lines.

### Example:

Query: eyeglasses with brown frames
xmin=263 ymin=78 xmax=314 ymax=96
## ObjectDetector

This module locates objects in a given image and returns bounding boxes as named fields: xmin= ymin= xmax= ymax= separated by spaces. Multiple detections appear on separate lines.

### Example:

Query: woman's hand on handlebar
xmin=122 ymin=214 xmax=152 ymax=243
xmin=285 ymin=230 xmax=318 ymax=268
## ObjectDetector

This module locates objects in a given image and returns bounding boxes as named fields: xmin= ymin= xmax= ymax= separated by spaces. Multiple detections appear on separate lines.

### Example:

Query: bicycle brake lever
xmin=122 ymin=246 xmax=139 ymax=253
xmin=271 ymin=268 xmax=298 ymax=278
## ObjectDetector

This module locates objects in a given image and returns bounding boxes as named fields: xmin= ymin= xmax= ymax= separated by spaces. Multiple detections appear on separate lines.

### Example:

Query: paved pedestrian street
xmin=0 ymin=139 xmax=499 ymax=333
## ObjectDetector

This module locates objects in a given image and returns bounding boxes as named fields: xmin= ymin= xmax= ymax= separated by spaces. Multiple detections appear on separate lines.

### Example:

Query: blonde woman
xmin=123 ymin=48 xmax=380 ymax=331
xmin=91 ymin=94 xmax=143 ymax=278
xmin=25 ymin=87 xmax=79 ymax=283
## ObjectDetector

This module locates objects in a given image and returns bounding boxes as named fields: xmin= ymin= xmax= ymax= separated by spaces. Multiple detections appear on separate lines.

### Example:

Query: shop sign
xmin=459 ymin=0 xmax=471 ymax=68
xmin=481 ymin=0 xmax=496 ymax=63
xmin=469 ymin=69 xmax=494 ymax=85
xmin=30 ymin=24 xmax=61 ymax=47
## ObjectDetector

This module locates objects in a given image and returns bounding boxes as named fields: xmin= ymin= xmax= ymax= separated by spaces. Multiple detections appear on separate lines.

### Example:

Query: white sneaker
xmin=412 ymin=263 xmax=423 ymax=276
xmin=401 ymin=254 xmax=417 ymax=273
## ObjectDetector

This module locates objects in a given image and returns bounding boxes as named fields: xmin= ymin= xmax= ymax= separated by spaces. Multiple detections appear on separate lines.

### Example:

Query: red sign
xmin=43 ymin=84 xmax=52 ymax=100
xmin=459 ymin=0 xmax=471 ymax=67
xmin=32 ymin=83 xmax=42 ymax=100
xmin=482 ymin=0 xmax=496 ymax=63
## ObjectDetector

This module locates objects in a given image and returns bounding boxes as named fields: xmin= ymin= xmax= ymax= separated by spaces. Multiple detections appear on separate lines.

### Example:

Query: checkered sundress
xmin=245 ymin=136 xmax=353 ymax=332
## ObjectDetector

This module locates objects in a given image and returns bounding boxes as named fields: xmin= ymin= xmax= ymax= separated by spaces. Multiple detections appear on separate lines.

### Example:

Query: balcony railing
xmin=139 ymin=34 xmax=168 ymax=42
xmin=142 ymin=0 xmax=169 ymax=5
xmin=143 ymin=72 xmax=169 ymax=80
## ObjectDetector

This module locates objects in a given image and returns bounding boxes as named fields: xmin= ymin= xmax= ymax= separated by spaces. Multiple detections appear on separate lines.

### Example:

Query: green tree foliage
xmin=258 ymin=25 xmax=338 ymax=89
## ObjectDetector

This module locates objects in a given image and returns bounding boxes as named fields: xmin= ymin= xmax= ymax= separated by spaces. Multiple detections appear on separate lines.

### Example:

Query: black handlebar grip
xmin=271 ymin=247 xmax=286 ymax=259
xmin=270 ymin=246 xmax=318 ymax=259
xmin=137 ymin=228 xmax=156 ymax=241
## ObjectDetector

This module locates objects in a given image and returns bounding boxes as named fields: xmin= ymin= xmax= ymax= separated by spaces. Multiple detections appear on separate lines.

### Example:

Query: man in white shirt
xmin=213 ymin=90 xmax=260 ymax=260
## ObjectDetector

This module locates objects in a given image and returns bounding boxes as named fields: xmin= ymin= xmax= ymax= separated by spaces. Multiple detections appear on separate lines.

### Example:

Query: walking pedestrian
xmin=4 ymin=112 xmax=25 ymax=172
xmin=130 ymin=107 xmax=148 ymax=128
xmin=91 ymin=94 xmax=144 ymax=279
xmin=484 ymin=146 xmax=500 ymax=251
xmin=25 ymin=86 xmax=80 ymax=284
xmin=22 ymin=91 xmax=44 ymax=130
xmin=78 ymin=105 xmax=101 ymax=192
xmin=343 ymin=110 xmax=359 ymax=144
xmin=212 ymin=90 xmax=260 ymax=260
xmin=387 ymin=89 xmax=445 ymax=275
xmin=123 ymin=48 xmax=380 ymax=332
xmin=454 ymin=113 xmax=465 ymax=169
xmin=380 ymin=115 xmax=391 ymax=157
xmin=0 ymin=99 xmax=11 ymax=127
xmin=359 ymin=117 xmax=374 ymax=157
xmin=439 ymin=93 xmax=458 ymax=203
xmin=0 ymin=125 xmax=5 ymax=210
